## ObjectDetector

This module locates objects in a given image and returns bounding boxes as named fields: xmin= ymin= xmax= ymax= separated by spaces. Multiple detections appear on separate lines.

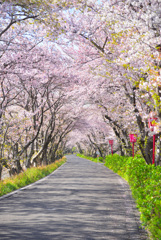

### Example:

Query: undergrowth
xmin=77 ymin=153 xmax=161 ymax=240
xmin=0 ymin=157 xmax=66 ymax=197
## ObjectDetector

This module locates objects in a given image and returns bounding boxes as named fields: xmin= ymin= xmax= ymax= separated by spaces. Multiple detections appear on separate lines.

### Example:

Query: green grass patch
xmin=77 ymin=153 xmax=104 ymax=162
xmin=0 ymin=157 xmax=66 ymax=197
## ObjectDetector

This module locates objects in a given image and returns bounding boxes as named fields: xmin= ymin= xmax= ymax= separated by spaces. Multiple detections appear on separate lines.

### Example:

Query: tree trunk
xmin=155 ymin=137 xmax=161 ymax=166
xmin=76 ymin=143 xmax=83 ymax=154
xmin=143 ymin=136 xmax=153 ymax=164
xmin=42 ymin=148 xmax=48 ymax=166
xmin=14 ymin=143 xmax=23 ymax=173
xmin=26 ymin=142 xmax=34 ymax=168
xmin=0 ymin=164 xmax=2 ymax=180
xmin=15 ymin=157 xmax=23 ymax=174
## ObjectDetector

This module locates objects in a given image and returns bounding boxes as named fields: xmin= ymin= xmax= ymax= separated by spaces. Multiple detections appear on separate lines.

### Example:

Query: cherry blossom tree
xmin=1 ymin=0 xmax=161 ymax=179
xmin=56 ymin=0 xmax=161 ymax=164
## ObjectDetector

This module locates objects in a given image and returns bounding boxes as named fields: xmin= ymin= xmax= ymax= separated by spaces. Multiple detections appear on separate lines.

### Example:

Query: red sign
xmin=109 ymin=140 xmax=113 ymax=145
xmin=148 ymin=117 xmax=158 ymax=131
xmin=129 ymin=134 xmax=137 ymax=143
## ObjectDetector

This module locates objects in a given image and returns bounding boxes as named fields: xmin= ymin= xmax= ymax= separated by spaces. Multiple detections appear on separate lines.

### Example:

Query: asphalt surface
xmin=0 ymin=155 xmax=148 ymax=240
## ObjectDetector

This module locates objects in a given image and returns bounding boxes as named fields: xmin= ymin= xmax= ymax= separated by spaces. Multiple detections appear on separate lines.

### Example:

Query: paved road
xmin=0 ymin=155 xmax=148 ymax=240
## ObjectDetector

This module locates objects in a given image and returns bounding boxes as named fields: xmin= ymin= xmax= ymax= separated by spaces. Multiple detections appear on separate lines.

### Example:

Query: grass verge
xmin=0 ymin=157 xmax=66 ymax=197
xmin=77 ymin=153 xmax=104 ymax=163
xmin=77 ymin=153 xmax=161 ymax=240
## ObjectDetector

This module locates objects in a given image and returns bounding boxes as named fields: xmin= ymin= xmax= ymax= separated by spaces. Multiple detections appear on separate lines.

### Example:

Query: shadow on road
xmin=0 ymin=155 xmax=148 ymax=240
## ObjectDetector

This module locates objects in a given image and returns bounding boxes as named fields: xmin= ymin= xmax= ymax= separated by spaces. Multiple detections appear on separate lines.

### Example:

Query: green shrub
xmin=98 ymin=157 xmax=104 ymax=162
xmin=105 ymin=154 xmax=161 ymax=240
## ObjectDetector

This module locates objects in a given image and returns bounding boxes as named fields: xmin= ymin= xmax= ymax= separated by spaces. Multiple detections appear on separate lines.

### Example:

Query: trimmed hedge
xmin=105 ymin=154 xmax=161 ymax=240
